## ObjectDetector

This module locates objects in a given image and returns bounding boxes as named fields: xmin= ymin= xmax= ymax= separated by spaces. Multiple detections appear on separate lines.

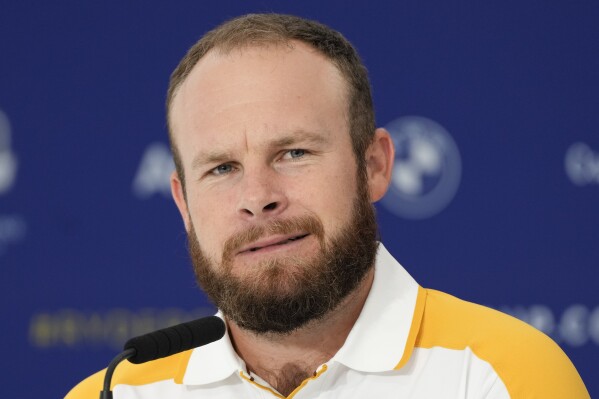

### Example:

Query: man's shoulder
xmin=415 ymin=288 xmax=589 ymax=398
xmin=417 ymin=288 xmax=552 ymax=350
xmin=65 ymin=349 xmax=192 ymax=398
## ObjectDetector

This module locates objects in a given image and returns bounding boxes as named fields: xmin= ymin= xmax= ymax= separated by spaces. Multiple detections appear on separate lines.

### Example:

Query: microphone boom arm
xmin=100 ymin=348 xmax=136 ymax=399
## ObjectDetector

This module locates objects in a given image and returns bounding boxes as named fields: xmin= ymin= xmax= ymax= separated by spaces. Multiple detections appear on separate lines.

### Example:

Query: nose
xmin=237 ymin=168 xmax=288 ymax=219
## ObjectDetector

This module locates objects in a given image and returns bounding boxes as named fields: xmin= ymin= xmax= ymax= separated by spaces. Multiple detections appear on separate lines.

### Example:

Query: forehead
xmin=169 ymin=41 xmax=350 ymax=153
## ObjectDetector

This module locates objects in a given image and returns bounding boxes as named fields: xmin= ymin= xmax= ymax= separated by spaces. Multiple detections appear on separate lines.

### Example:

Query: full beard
xmin=187 ymin=177 xmax=378 ymax=335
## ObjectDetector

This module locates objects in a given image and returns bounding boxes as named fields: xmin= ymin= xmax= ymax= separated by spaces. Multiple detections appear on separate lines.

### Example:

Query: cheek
xmin=290 ymin=166 xmax=357 ymax=234
xmin=186 ymin=192 xmax=235 ymax=259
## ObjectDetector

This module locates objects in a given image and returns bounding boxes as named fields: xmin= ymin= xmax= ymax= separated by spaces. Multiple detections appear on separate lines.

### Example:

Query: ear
xmin=170 ymin=171 xmax=191 ymax=231
xmin=365 ymin=128 xmax=395 ymax=202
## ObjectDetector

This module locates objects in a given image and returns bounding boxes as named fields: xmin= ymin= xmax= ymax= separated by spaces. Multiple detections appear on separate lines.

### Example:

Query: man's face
xmin=169 ymin=42 xmax=379 ymax=332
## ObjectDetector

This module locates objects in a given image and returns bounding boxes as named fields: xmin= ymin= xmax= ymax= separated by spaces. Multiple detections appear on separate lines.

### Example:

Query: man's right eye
xmin=211 ymin=164 xmax=233 ymax=175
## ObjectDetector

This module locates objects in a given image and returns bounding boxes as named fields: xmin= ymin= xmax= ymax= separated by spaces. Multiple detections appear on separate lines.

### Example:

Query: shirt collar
xmin=181 ymin=312 xmax=243 ymax=385
xmin=332 ymin=243 xmax=425 ymax=372
xmin=181 ymin=243 xmax=426 ymax=384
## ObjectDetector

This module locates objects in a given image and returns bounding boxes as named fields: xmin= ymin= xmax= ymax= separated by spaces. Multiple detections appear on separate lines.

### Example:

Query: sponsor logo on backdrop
xmin=29 ymin=307 xmax=214 ymax=349
xmin=381 ymin=116 xmax=461 ymax=219
xmin=132 ymin=142 xmax=175 ymax=199
xmin=565 ymin=142 xmax=599 ymax=186
xmin=500 ymin=304 xmax=599 ymax=348
xmin=0 ymin=109 xmax=17 ymax=195
xmin=0 ymin=109 xmax=26 ymax=256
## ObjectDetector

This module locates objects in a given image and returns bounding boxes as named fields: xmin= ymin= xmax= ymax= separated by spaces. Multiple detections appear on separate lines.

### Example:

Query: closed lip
xmin=237 ymin=233 xmax=310 ymax=254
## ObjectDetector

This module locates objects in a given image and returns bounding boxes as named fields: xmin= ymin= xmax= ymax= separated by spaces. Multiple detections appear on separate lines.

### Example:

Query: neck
xmin=226 ymin=267 xmax=374 ymax=397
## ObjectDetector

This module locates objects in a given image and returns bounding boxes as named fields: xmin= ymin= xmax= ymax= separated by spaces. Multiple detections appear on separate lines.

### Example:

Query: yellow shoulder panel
xmin=64 ymin=349 xmax=193 ymax=398
xmin=415 ymin=289 xmax=589 ymax=399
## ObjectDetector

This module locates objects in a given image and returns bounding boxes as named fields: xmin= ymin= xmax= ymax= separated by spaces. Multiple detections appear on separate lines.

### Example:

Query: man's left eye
xmin=211 ymin=164 xmax=233 ymax=175
xmin=284 ymin=149 xmax=306 ymax=159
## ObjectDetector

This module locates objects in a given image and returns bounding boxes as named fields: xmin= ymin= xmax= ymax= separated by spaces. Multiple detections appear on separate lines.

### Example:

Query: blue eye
xmin=288 ymin=149 xmax=305 ymax=158
xmin=212 ymin=164 xmax=233 ymax=175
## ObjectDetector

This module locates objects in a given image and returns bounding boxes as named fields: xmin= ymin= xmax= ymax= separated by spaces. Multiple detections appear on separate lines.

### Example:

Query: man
xmin=67 ymin=14 xmax=589 ymax=398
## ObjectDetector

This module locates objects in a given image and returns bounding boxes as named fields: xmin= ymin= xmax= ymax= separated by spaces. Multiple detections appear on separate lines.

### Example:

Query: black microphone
xmin=124 ymin=315 xmax=226 ymax=364
xmin=100 ymin=316 xmax=226 ymax=399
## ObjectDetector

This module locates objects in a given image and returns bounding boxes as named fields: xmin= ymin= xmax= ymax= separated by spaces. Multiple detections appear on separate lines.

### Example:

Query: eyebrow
xmin=191 ymin=129 xmax=330 ymax=171
xmin=191 ymin=150 xmax=235 ymax=171
xmin=268 ymin=129 xmax=329 ymax=148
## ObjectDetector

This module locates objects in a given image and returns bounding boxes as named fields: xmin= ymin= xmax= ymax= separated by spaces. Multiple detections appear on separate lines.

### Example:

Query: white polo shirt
xmin=66 ymin=244 xmax=589 ymax=398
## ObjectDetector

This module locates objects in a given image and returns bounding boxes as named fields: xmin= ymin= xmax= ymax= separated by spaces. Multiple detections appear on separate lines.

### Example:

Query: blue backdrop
xmin=0 ymin=1 xmax=597 ymax=397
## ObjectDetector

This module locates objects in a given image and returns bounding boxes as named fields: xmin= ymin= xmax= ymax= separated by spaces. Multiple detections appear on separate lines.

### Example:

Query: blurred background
xmin=0 ymin=1 xmax=597 ymax=397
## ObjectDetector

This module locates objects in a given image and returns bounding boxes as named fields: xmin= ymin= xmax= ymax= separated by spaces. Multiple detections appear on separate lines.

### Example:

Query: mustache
xmin=222 ymin=215 xmax=325 ymax=262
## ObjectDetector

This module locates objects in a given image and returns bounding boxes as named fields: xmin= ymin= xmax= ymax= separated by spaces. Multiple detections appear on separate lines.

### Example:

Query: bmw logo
xmin=381 ymin=116 xmax=461 ymax=219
